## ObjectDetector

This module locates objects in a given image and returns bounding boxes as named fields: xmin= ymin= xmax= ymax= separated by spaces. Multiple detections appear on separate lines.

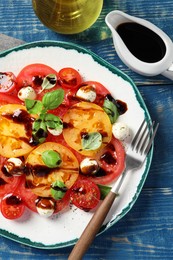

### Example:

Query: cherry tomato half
xmin=58 ymin=67 xmax=82 ymax=89
xmin=0 ymin=72 xmax=17 ymax=93
xmin=0 ymin=193 xmax=25 ymax=219
xmin=70 ymin=179 xmax=100 ymax=211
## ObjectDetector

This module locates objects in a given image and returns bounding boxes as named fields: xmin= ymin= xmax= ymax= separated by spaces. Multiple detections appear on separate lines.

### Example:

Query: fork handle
xmin=68 ymin=191 xmax=117 ymax=260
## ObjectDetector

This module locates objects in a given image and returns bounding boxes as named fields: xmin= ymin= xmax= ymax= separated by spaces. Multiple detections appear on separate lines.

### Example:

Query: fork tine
xmin=144 ymin=122 xmax=159 ymax=155
xmin=140 ymin=121 xmax=155 ymax=154
xmin=135 ymin=122 xmax=149 ymax=152
xmin=131 ymin=119 xmax=145 ymax=148
xmin=131 ymin=119 xmax=159 ymax=156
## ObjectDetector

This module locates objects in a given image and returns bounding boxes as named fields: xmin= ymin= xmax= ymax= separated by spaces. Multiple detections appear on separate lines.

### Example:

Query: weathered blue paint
xmin=0 ymin=0 xmax=173 ymax=259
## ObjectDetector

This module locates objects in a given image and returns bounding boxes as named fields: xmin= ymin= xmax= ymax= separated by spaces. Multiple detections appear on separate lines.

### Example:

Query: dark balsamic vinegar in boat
xmin=116 ymin=22 xmax=166 ymax=63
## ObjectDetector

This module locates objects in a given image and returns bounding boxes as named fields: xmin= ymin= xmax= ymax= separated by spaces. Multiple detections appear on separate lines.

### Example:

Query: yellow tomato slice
xmin=25 ymin=142 xmax=79 ymax=197
xmin=0 ymin=104 xmax=35 ymax=158
xmin=63 ymin=101 xmax=112 ymax=156
xmin=0 ymin=136 xmax=34 ymax=158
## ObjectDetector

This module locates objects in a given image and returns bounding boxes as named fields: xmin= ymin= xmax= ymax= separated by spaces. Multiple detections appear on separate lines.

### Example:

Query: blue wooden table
xmin=0 ymin=0 xmax=173 ymax=259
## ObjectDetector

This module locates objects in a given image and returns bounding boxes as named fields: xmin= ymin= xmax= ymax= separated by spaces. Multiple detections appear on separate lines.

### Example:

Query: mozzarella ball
xmin=112 ymin=122 xmax=130 ymax=140
xmin=47 ymin=126 xmax=63 ymax=136
xmin=18 ymin=86 xmax=37 ymax=101
xmin=4 ymin=157 xmax=24 ymax=176
xmin=36 ymin=207 xmax=54 ymax=218
xmin=80 ymin=158 xmax=99 ymax=175
xmin=76 ymin=85 xmax=96 ymax=102
xmin=36 ymin=198 xmax=55 ymax=217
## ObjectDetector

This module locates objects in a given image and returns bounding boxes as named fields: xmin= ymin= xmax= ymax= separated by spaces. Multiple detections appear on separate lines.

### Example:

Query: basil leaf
xmin=25 ymin=99 xmax=43 ymax=114
xmin=81 ymin=132 xmax=102 ymax=151
xmin=42 ymin=89 xmax=64 ymax=110
xmin=44 ymin=113 xmax=63 ymax=129
xmin=32 ymin=118 xmax=42 ymax=132
xmin=41 ymin=74 xmax=57 ymax=92
xmin=97 ymin=184 xmax=111 ymax=200
xmin=42 ymin=150 xmax=62 ymax=168
xmin=51 ymin=180 xmax=67 ymax=200
xmin=103 ymin=98 xmax=119 ymax=124
xmin=32 ymin=119 xmax=48 ymax=144
xmin=32 ymin=130 xmax=47 ymax=144
xmin=33 ymin=116 xmax=47 ymax=132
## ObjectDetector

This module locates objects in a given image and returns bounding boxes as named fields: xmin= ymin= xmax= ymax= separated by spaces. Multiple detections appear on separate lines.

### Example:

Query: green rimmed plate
xmin=0 ymin=41 xmax=152 ymax=249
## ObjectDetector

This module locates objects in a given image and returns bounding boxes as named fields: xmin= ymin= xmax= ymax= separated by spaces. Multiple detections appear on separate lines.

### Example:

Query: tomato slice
xmin=80 ymin=137 xmax=125 ymax=185
xmin=77 ymin=81 xmax=110 ymax=106
xmin=16 ymin=63 xmax=59 ymax=98
xmin=0 ymin=156 xmax=22 ymax=197
xmin=70 ymin=179 xmax=100 ymax=211
xmin=0 ymin=72 xmax=17 ymax=93
xmin=54 ymin=189 xmax=71 ymax=213
xmin=58 ymin=67 xmax=82 ymax=89
xmin=0 ymin=104 xmax=37 ymax=158
xmin=18 ymin=175 xmax=70 ymax=214
xmin=0 ymin=93 xmax=22 ymax=106
xmin=0 ymin=193 xmax=25 ymax=219
xmin=17 ymin=176 xmax=38 ymax=213
xmin=63 ymin=101 xmax=112 ymax=157
xmin=25 ymin=142 xmax=79 ymax=197
xmin=22 ymin=190 xmax=38 ymax=213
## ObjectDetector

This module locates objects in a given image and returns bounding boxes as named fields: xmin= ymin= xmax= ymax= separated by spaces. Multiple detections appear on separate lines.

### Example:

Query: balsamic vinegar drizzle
xmin=2 ymin=109 xmax=35 ymax=143
xmin=116 ymin=22 xmax=166 ymax=63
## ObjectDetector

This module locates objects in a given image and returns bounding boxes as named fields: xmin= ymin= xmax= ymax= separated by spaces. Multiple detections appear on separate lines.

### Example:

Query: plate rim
xmin=0 ymin=40 xmax=153 ymax=249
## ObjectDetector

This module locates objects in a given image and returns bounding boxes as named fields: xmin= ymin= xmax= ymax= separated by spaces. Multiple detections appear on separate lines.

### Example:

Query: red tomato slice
xmin=0 ymin=72 xmax=17 ymax=93
xmin=18 ymin=175 xmax=70 ymax=214
xmin=22 ymin=190 xmax=38 ymax=213
xmin=0 ymin=93 xmax=22 ymax=106
xmin=70 ymin=179 xmax=100 ymax=211
xmin=77 ymin=81 xmax=110 ymax=106
xmin=58 ymin=67 xmax=82 ymax=89
xmin=0 ymin=156 xmax=22 ymax=197
xmin=17 ymin=176 xmax=38 ymax=213
xmin=80 ymin=137 xmax=125 ymax=185
xmin=54 ymin=189 xmax=71 ymax=214
xmin=16 ymin=63 xmax=59 ymax=98
xmin=0 ymin=193 xmax=25 ymax=219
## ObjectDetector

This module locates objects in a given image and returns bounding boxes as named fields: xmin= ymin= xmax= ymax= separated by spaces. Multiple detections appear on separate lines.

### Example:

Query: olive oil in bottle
xmin=32 ymin=0 xmax=103 ymax=34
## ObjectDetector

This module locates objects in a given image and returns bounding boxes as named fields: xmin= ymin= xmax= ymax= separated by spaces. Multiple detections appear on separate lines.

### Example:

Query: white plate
xmin=0 ymin=41 xmax=152 ymax=249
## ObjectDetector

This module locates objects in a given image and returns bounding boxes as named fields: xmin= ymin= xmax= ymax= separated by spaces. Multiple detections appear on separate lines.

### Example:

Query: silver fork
xmin=68 ymin=119 xmax=159 ymax=260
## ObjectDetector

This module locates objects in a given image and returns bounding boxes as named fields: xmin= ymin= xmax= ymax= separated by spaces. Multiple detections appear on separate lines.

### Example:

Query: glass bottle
xmin=32 ymin=0 xmax=103 ymax=34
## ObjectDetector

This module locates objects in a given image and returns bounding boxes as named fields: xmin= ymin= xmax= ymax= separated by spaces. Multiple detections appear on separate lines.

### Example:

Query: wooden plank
xmin=0 ymin=0 xmax=173 ymax=259
xmin=0 ymin=187 xmax=172 ymax=259
xmin=0 ymin=0 xmax=173 ymax=85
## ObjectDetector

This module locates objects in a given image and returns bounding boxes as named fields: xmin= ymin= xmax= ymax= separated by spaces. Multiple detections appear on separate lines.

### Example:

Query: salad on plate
xmin=0 ymin=63 xmax=129 ymax=220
